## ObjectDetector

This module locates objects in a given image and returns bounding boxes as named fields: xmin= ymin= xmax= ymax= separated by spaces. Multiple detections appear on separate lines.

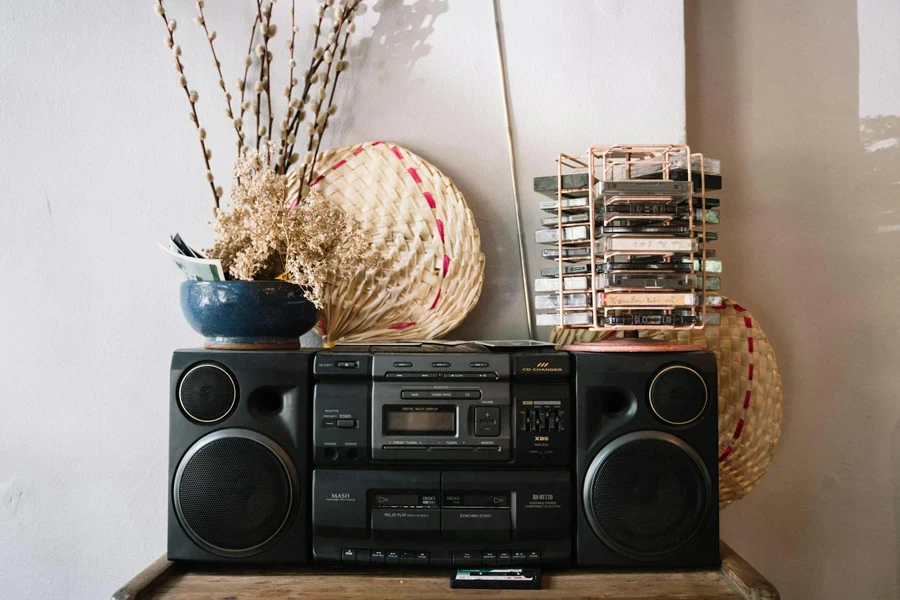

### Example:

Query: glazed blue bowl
xmin=180 ymin=280 xmax=319 ymax=349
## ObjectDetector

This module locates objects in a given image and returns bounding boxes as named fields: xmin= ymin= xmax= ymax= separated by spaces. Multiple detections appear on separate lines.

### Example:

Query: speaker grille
xmin=585 ymin=433 xmax=710 ymax=561
xmin=175 ymin=432 xmax=294 ymax=556
xmin=178 ymin=363 xmax=237 ymax=423
xmin=649 ymin=365 xmax=708 ymax=425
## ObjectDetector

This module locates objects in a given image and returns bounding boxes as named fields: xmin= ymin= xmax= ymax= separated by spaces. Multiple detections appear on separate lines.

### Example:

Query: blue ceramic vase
xmin=180 ymin=281 xmax=319 ymax=349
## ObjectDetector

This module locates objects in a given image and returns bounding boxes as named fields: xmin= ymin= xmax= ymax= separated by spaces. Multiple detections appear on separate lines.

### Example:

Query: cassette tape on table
xmin=532 ymin=145 xmax=723 ymax=332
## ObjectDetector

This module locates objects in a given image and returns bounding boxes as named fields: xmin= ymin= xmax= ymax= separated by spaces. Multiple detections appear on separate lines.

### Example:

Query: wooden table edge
xmin=720 ymin=542 xmax=780 ymax=600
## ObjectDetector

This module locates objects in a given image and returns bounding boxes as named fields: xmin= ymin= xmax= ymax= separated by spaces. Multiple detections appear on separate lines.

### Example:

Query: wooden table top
xmin=112 ymin=542 xmax=778 ymax=600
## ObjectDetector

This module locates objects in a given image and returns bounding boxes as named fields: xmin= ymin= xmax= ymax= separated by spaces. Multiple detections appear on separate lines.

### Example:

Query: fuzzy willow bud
xmin=198 ymin=128 xmax=207 ymax=139
xmin=208 ymin=30 xmax=217 ymax=41
xmin=189 ymin=90 xmax=199 ymax=103
xmin=205 ymin=170 xmax=214 ymax=182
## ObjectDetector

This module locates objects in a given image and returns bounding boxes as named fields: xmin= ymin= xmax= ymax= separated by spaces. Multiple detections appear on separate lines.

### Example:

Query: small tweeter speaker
xmin=648 ymin=365 xmax=708 ymax=425
xmin=177 ymin=363 xmax=237 ymax=423
xmin=168 ymin=350 xmax=314 ymax=563
xmin=574 ymin=351 xmax=720 ymax=568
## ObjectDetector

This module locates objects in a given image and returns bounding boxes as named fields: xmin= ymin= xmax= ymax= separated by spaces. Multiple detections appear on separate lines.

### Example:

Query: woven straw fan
xmin=550 ymin=298 xmax=783 ymax=508
xmin=287 ymin=142 xmax=485 ymax=345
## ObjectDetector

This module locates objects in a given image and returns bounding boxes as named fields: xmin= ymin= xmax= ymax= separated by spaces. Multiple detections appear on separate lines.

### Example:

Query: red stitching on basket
xmin=443 ymin=255 xmax=450 ymax=276
xmin=408 ymin=168 xmax=422 ymax=183
xmin=733 ymin=418 xmax=745 ymax=439
xmin=748 ymin=364 xmax=754 ymax=381
xmin=436 ymin=219 xmax=445 ymax=243
xmin=390 ymin=322 xmax=416 ymax=330
xmin=391 ymin=146 xmax=404 ymax=160
xmin=353 ymin=147 xmax=364 ymax=156
xmin=423 ymin=191 xmax=436 ymax=209
xmin=430 ymin=290 xmax=441 ymax=309
xmin=748 ymin=336 xmax=754 ymax=353
xmin=744 ymin=316 xmax=752 ymax=329
xmin=744 ymin=390 xmax=751 ymax=409
xmin=733 ymin=304 xmax=746 ymax=312
xmin=372 ymin=141 xmax=383 ymax=146
xmin=719 ymin=446 xmax=733 ymax=462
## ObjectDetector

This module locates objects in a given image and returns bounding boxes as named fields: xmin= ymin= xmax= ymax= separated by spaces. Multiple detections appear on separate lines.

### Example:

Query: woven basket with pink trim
xmin=288 ymin=142 xmax=485 ymax=345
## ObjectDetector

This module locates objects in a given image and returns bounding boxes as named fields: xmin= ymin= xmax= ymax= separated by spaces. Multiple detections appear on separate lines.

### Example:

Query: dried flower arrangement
xmin=154 ymin=0 xmax=376 ymax=308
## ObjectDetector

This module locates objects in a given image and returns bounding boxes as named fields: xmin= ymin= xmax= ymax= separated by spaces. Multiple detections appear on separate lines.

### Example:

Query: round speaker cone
xmin=648 ymin=365 xmax=708 ymax=425
xmin=583 ymin=431 xmax=711 ymax=561
xmin=174 ymin=430 xmax=296 ymax=557
xmin=178 ymin=363 xmax=237 ymax=423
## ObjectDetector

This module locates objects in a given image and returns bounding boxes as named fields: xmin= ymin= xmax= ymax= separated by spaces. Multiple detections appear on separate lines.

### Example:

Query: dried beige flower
xmin=208 ymin=143 xmax=378 ymax=308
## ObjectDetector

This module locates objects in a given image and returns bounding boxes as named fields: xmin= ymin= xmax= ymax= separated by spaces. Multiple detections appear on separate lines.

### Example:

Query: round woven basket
xmin=549 ymin=298 xmax=783 ymax=508
xmin=287 ymin=142 xmax=484 ymax=344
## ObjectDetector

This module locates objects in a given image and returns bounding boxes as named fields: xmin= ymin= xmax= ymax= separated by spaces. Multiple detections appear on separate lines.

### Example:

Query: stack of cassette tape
xmin=531 ymin=144 xmax=723 ymax=330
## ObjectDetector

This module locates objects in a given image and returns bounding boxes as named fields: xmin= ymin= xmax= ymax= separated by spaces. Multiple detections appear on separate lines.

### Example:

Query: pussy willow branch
xmin=195 ymin=1 xmax=240 ymax=143
xmin=264 ymin=5 xmax=276 ymax=146
xmin=278 ymin=0 xmax=299 ymax=169
xmin=308 ymin=6 xmax=358 ymax=185
xmin=254 ymin=0 xmax=267 ymax=149
xmin=236 ymin=11 xmax=261 ymax=154
xmin=284 ymin=0 xmax=360 ymax=196
xmin=279 ymin=6 xmax=326 ymax=174
xmin=155 ymin=1 xmax=220 ymax=208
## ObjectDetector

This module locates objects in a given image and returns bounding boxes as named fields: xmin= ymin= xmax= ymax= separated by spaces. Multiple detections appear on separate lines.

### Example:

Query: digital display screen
xmin=384 ymin=405 xmax=455 ymax=436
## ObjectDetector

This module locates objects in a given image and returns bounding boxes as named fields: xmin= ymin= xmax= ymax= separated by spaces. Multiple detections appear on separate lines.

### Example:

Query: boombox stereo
xmin=167 ymin=343 xmax=719 ymax=569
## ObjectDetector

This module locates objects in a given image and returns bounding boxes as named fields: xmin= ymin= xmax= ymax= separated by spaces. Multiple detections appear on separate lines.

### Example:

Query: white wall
xmin=0 ymin=1 xmax=684 ymax=598
xmin=687 ymin=0 xmax=900 ymax=598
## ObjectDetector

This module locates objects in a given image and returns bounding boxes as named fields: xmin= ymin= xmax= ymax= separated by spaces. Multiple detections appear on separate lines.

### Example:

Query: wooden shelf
xmin=112 ymin=542 xmax=778 ymax=600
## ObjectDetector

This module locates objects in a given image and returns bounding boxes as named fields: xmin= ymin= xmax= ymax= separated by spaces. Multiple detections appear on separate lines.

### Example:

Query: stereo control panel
xmin=312 ymin=469 xmax=571 ymax=567
xmin=312 ymin=350 xmax=571 ymax=466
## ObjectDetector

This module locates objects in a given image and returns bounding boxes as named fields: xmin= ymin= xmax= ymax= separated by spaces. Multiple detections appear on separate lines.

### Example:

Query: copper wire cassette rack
xmin=541 ymin=144 xmax=716 ymax=331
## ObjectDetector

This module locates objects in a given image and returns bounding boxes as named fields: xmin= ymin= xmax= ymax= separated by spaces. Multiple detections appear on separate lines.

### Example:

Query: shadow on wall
xmin=687 ymin=1 xmax=900 ymax=598
xmin=338 ymin=0 xmax=450 ymax=134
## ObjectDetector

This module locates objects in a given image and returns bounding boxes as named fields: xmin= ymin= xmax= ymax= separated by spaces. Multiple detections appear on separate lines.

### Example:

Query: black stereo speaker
xmin=574 ymin=351 xmax=719 ymax=568
xmin=168 ymin=349 xmax=313 ymax=563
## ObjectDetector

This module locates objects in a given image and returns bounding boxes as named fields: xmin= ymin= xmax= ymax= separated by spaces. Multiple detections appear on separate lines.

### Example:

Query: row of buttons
xmin=382 ymin=445 xmax=501 ymax=452
xmin=342 ymin=548 xmax=429 ymax=565
xmin=385 ymin=372 xmax=498 ymax=380
xmin=340 ymin=549 xmax=541 ymax=566
xmin=374 ymin=493 xmax=508 ymax=508
xmin=400 ymin=390 xmax=481 ymax=399
xmin=453 ymin=550 xmax=541 ymax=566
xmin=393 ymin=361 xmax=491 ymax=369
